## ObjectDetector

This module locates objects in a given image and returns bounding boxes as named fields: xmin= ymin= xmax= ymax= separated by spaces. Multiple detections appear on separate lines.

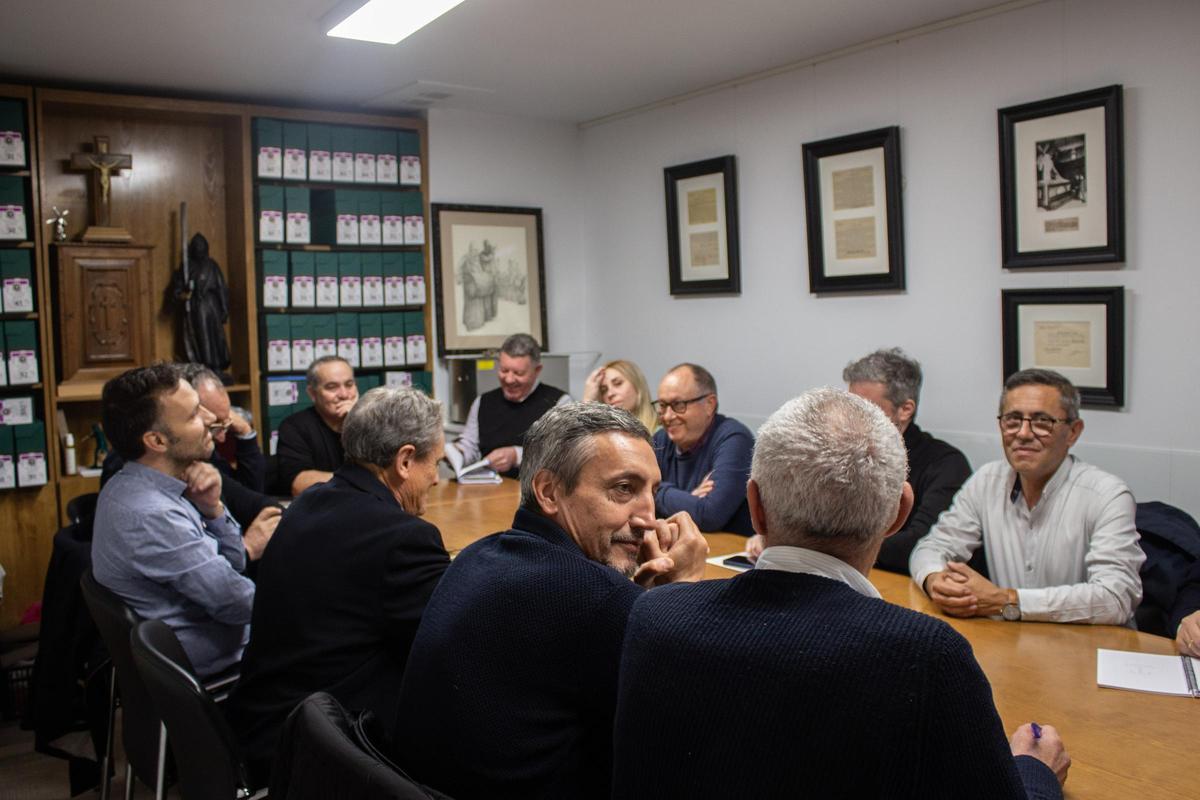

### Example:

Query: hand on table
xmin=923 ymin=565 xmax=978 ymax=618
xmin=484 ymin=447 xmax=518 ymax=474
xmin=1176 ymin=610 xmax=1200 ymax=657
xmin=1010 ymin=723 xmax=1071 ymax=786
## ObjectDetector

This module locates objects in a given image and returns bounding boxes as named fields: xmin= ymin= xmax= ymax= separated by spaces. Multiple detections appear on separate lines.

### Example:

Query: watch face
xmin=1002 ymin=604 xmax=1021 ymax=621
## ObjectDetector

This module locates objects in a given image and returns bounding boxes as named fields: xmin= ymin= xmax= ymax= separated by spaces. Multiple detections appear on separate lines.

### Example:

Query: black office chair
xmin=129 ymin=620 xmax=260 ymax=800
xmin=270 ymin=692 xmax=452 ymax=800
xmin=1135 ymin=501 xmax=1200 ymax=636
xmin=66 ymin=491 xmax=100 ymax=527
xmin=79 ymin=569 xmax=169 ymax=800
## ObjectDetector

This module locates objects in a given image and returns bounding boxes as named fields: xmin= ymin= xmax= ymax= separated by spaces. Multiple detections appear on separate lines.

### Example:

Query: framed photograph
xmin=663 ymin=155 xmax=740 ymax=295
xmin=999 ymin=85 xmax=1124 ymax=268
xmin=801 ymin=126 xmax=904 ymax=293
xmin=431 ymin=203 xmax=548 ymax=357
xmin=1001 ymin=287 xmax=1124 ymax=407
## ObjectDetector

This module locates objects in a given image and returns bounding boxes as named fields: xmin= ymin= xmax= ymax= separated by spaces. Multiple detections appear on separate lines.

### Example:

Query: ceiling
xmin=3 ymin=0 xmax=1016 ymax=124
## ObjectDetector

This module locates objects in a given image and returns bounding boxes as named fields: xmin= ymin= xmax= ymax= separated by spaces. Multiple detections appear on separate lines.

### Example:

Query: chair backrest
xmin=79 ymin=568 xmax=164 ymax=787
xmin=66 ymin=492 xmax=100 ymax=527
xmin=130 ymin=620 xmax=251 ymax=800
xmin=1135 ymin=501 xmax=1200 ymax=636
xmin=270 ymin=692 xmax=448 ymax=800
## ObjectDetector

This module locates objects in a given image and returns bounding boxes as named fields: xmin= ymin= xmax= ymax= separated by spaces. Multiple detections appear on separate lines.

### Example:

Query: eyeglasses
xmin=997 ymin=412 xmax=1072 ymax=437
xmin=653 ymin=393 xmax=712 ymax=416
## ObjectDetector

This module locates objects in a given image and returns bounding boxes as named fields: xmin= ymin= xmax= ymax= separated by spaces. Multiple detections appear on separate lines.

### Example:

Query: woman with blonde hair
xmin=583 ymin=359 xmax=658 ymax=432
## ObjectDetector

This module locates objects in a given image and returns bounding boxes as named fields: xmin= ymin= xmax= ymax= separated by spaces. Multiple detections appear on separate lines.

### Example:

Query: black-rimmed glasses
xmin=653 ymin=393 xmax=712 ymax=416
xmin=997 ymin=412 xmax=1071 ymax=437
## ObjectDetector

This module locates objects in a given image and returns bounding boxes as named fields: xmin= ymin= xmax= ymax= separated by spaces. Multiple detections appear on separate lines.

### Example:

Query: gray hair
xmin=306 ymin=355 xmax=352 ymax=391
xmin=842 ymin=348 xmax=922 ymax=413
xmin=501 ymin=333 xmax=542 ymax=364
xmin=669 ymin=363 xmax=717 ymax=397
xmin=1000 ymin=368 xmax=1081 ymax=421
xmin=520 ymin=402 xmax=651 ymax=509
xmin=179 ymin=363 xmax=223 ymax=392
xmin=752 ymin=388 xmax=908 ymax=546
xmin=342 ymin=387 xmax=443 ymax=467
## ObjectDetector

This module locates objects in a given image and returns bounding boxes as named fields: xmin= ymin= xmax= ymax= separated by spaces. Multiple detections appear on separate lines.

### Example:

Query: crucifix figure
xmin=69 ymin=135 xmax=133 ymax=242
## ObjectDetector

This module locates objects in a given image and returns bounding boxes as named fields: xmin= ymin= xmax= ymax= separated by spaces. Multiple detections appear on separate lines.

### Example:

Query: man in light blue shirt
xmin=92 ymin=364 xmax=254 ymax=678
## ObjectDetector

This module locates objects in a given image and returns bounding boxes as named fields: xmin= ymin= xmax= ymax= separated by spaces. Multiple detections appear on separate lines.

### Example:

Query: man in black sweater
xmin=452 ymin=333 xmax=568 ymax=478
xmin=612 ymin=388 xmax=1070 ymax=799
xmin=394 ymin=402 xmax=708 ymax=799
xmin=749 ymin=347 xmax=974 ymax=574
xmin=275 ymin=355 xmax=357 ymax=496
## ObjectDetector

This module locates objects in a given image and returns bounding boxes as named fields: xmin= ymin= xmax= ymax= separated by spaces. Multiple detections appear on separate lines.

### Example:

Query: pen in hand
xmin=1030 ymin=722 xmax=1042 ymax=741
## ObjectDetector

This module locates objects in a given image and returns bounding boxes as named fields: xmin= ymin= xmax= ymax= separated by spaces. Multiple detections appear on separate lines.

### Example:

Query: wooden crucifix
xmin=69 ymin=135 xmax=133 ymax=242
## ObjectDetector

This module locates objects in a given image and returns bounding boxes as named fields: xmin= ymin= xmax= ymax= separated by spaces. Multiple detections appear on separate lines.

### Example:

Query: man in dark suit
xmin=611 ymin=388 xmax=1071 ymax=799
xmin=394 ymin=402 xmax=708 ymax=800
xmin=228 ymin=386 xmax=450 ymax=786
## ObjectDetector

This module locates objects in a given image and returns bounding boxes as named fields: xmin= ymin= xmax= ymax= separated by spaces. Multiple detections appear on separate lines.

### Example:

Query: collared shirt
xmin=756 ymin=545 xmax=881 ymax=599
xmin=910 ymin=455 xmax=1143 ymax=625
xmin=456 ymin=381 xmax=572 ymax=465
xmin=92 ymin=460 xmax=254 ymax=678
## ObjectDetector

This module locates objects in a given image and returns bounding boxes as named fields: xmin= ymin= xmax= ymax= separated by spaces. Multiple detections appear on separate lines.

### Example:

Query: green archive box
xmin=338 ymin=252 xmax=362 ymax=307
xmin=264 ymin=315 xmax=291 ymax=373
xmin=290 ymin=314 xmax=315 ymax=371
xmin=312 ymin=313 xmax=338 ymax=360
xmin=358 ymin=312 xmax=383 ymax=368
xmin=376 ymin=129 xmax=398 ymax=185
xmin=331 ymin=126 xmax=356 ymax=183
xmin=289 ymin=251 xmax=315 ymax=307
xmin=282 ymin=121 xmax=308 ymax=180
xmin=4 ymin=320 xmax=37 ymax=385
xmin=315 ymin=252 xmax=340 ymax=308
xmin=284 ymin=186 xmax=310 ymax=244
xmin=306 ymin=122 xmax=333 ymax=181
xmin=360 ymin=252 xmax=384 ymax=307
xmin=0 ymin=175 xmax=28 ymax=240
xmin=253 ymin=118 xmax=282 ymax=178
xmin=1 ymin=249 xmax=34 ymax=313
xmin=256 ymin=183 xmax=284 ymax=243
xmin=336 ymin=312 xmax=360 ymax=367
xmin=382 ymin=312 xmax=406 ymax=367
xmin=358 ymin=191 xmax=381 ymax=245
xmin=380 ymin=192 xmax=405 ymax=246
xmin=260 ymin=250 xmax=288 ymax=308
xmin=0 ymin=99 xmax=28 ymax=167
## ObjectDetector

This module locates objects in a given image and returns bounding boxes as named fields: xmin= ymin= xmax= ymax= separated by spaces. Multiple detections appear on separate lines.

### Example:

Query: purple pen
xmin=1031 ymin=722 xmax=1042 ymax=740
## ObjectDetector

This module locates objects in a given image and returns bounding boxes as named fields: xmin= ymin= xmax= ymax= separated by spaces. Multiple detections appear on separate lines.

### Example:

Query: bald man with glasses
xmin=651 ymin=363 xmax=755 ymax=536
xmin=910 ymin=369 xmax=1143 ymax=625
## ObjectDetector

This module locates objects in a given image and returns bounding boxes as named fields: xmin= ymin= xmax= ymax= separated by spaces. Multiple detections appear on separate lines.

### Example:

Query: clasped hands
xmin=630 ymin=511 xmax=709 ymax=589
xmin=924 ymin=561 xmax=1014 ymax=618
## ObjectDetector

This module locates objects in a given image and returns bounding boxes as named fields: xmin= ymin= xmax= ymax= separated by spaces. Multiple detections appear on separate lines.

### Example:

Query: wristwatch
xmin=1001 ymin=589 xmax=1021 ymax=621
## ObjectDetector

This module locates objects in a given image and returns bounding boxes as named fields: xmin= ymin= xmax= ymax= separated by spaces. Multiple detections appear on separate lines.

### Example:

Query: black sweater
xmin=612 ymin=569 xmax=1061 ymax=799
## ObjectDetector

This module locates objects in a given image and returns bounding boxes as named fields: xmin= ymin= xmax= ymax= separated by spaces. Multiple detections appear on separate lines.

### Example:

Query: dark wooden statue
xmin=171 ymin=232 xmax=231 ymax=372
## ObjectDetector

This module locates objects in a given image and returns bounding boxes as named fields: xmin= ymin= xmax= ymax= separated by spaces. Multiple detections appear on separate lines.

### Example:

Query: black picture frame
xmin=431 ymin=203 xmax=548 ymax=357
xmin=801 ymin=126 xmax=905 ymax=294
xmin=663 ymin=155 xmax=740 ymax=295
xmin=998 ymin=85 xmax=1124 ymax=268
xmin=1001 ymin=286 xmax=1125 ymax=407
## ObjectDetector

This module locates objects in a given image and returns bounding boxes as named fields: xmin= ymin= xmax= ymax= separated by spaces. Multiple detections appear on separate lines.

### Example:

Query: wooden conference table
xmin=421 ymin=479 xmax=1193 ymax=799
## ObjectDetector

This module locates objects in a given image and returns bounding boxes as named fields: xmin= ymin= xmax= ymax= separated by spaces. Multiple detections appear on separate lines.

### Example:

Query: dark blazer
xmin=227 ymin=463 xmax=450 ymax=784
xmin=612 ymin=569 xmax=1061 ymax=799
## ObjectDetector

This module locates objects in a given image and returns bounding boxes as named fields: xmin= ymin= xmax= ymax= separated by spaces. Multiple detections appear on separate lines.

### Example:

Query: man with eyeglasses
xmin=910 ymin=369 xmax=1143 ymax=625
xmin=652 ymin=363 xmax=754 ymax=536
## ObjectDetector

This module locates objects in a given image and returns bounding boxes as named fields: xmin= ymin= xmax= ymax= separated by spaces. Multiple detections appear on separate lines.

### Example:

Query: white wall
xmin=428 ymin=0 xmax=1200 ymax=519
xmin=426 ymin=107 xmax=590 ymax=404
xmin=576 ymin=0 xmax=1200 ymax=518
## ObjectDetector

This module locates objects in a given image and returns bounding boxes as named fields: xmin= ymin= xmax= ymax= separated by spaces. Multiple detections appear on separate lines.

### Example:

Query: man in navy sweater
xmin=613 ymin=388 xmax=1071 ymax=799
xmin=652 ymin=363 xmax=754 ymax=535
xmin=394 ymin=402 xmax=708 ymax=799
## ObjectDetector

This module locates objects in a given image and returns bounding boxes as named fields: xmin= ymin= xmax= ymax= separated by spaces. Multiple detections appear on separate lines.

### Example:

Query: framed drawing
xmin=801 ymin=126 xmax=904 ymax=294
xmin=1001 ymin=286 xmax=1124 ymax=407
xmin=431 ymin=203 xmax=548 ymax=357
xmin=664 ymin=155 xmax=740 ymax=295
xmin=999 ymin=85 xmax=1124 ymax=268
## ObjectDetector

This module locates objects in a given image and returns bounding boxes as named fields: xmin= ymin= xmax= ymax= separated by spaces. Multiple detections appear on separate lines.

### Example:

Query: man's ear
xmin=1065 ymin=417 xmax=1084 ymax=447
xmin=141 ymin=429 xmax=169 ymax=456
xmin=883 ymin=482 xmax=915 ymax=538
xmin=747 ymin=479 xmax=768 ymax=541
xmin=531 ymin=469 xmax=559 ymax=516
xmin=392 ymin=444 xmax=417 ymax=480
xmin=896 ymin=399 xmax=916 ymax=427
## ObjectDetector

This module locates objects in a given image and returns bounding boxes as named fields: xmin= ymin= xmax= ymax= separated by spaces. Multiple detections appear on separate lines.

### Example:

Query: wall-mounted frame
xmin=999 ymin=84 xmax=1124 ymax=268
xmin=431 ymin=203 xmax=547 ymax=357
xmin=801 ymin=126 xmax=904 ymax=293
xmin=663 ymin=155 xmax=740 ymax=295
xmin=1001 ymin=286 xmax=1124 ymax=407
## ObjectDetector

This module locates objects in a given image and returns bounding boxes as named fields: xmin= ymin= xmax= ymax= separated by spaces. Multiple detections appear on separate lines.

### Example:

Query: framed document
xmin=1001 ymin=287 xmax=1124 ymax=407
xmin=663 ymin=155 xmax=740 ymax=295
xmin=431 ymin=203 xmax=548 ymax=357
xmin=999 ymin=85 xmax=1124 ymax=268
xmin=802 ymin=126 xmax=904 ymax=294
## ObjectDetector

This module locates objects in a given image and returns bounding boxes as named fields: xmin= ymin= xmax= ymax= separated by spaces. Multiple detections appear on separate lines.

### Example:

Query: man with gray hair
xmin=911 ymin=369 xmax=1143 ymax=625
xmin=395 ymin=402 xmax=708 ymax=800
xmin=453 ymin=332 xmax=570 ymax=478
xmin=276 ymin=355 xmax=358 ymax=495
xmin=611 ymin=388 xmax=1070 ymax=799
xmin=229 ymin=387 xmax=451 ymax=785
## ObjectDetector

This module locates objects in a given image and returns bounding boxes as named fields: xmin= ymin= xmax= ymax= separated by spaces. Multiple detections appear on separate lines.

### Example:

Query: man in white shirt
xmin=910 ymin=369 xmax=1143 ymax=625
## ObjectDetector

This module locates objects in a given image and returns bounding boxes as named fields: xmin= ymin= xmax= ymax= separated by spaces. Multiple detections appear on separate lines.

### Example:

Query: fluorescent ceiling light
xmin=325 ymin=0 xmax=466 ymax=45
